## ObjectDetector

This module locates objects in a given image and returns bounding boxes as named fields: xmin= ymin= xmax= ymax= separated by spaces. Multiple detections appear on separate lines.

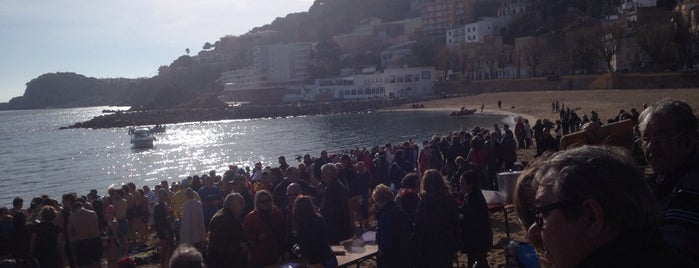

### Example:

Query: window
xmin=351 ymin=89 xmax=357 ymax=95
xmin=397 ymin=76 xmax=404 ymax=83
xmin=358 ymin=89 xmax=364 ymax=95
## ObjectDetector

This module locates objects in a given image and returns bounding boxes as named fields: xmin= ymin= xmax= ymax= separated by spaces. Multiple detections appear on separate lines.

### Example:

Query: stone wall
xmin=438 ymin=73 xmax=699 ymax=95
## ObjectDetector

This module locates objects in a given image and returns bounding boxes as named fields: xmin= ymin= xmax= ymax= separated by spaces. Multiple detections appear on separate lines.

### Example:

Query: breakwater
xmin=64 ymin=98 xmax=434 ymax=129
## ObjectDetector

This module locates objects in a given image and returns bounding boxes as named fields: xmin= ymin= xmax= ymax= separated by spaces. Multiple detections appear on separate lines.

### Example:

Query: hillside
xmin=0 ymin=0 xmax=683 ymax=110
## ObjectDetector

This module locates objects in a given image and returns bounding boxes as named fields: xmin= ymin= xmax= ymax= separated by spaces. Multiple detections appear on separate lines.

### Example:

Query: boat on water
xmin=149 ymin=124 xmax=166 ymax=133
xmin=450 ymin=108 xmax=477 ymax=116
xmin=129 ymin=127 xmax=155 ymax=149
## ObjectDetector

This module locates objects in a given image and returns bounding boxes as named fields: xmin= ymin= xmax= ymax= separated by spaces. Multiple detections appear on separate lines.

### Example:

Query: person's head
xmin=231 ymin=174 xmax=248 ymax=193
xmin=394 ymin=150 xmax=404 ymax=162
xmin=169 ymin=244 xmax=204 ymax=268
xmin=40 ymin=205 xmax=57 ymax=222
xmin=285 ymin=167 xmax=300 ymax=182
xmin=269 ymin=167 xmax=284 ymax=185
xmin=12 ymin=197 xmax=23 ymax=209
xmin=638 ymin=99 xmax=697 ymax=176
xmin=157 ymin=189 xmax=169 ymax=203
xmin=286 ymin=183 xmax=302 ymax=204
xmin=223 ymin=193 xmax=245 ymax=216
xmin=372 ymin=184 xmax=395 ymax=210
xmin=0 ymin=207 xmax=8 ymax=218
xmin=401 ymin=173 xmax=420 ymax=190
xmin=421 ymin=169 xmax=449 ymax=197
xmin=203 ymin=175 xmax=214 ymax=187
xmin=526 ymin=146 xmax=658 ymax=268
xmin=459 ymin=170 xmax=481 ymax=194
xmin=62 ymin=193 xmax=76 ymax=209
xmin=455 ymin=156 xmax=467 ymax=168
xmin=185 ymin=188 xmax=194 ymax=199
xmin=254 ymin=190 xmax=273 ymax=212
xmin=321 ymin=163 xmax=338 ymax=184
xmin=292 ymin=195 xmax=316 ymax=230
xmin=160 ymin=180 xmax=169 ymax=190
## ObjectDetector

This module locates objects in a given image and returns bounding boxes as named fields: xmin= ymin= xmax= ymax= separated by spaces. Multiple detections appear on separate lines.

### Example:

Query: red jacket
xmin=242 ymin=207 xmax=286 ymax=265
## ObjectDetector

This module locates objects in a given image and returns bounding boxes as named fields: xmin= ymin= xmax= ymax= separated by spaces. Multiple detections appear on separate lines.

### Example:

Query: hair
xmin=254 ymin=190 xmax=272 ymax=211
xmin=38 ymin=206 xmax=55 ymax=222
xmin=532 ymin=145 xmax=658 ymax=235
xmin=459 ymin=170 xmax=481 ymax=191
xmin=286 ymin=183 xmax=302 ymax=196
xmin=223 ymin=193 xmax=244 ymax=212
xmin=470 ymin=136 xmax=484 ymax=150
xmin=455 ymin=156 xmax=467 ymax=167
xmin=639 ymin=99 xmax=698 ymax=134
xmin=62 ymin=193 xmax=76 ymax=204
xmin=513 ymin=155 xmax=551 ymax=230
xmin=421 ymin=169 xmax=450 ymax=198
xmin=401 ymin=173 xmax=420 ymax=189
xmin=292 ymin=195 xmax=318 ymax=231
xmin=321 ymin=163 xmax=338 ymax=180
xmin=12 ymin=197 xmax=22 ymax=208
xmin=372 ymin=184 xmax=395 ymax=205
xmin=169 ymin=244 xmax=204 ymax=268
xmin=394 ymin=150 xmax=404 ymax=161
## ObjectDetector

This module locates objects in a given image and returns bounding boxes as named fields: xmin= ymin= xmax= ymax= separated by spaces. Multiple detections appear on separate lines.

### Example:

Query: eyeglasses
xmin=528 ymin=201 xmax=568 ymax=228
xmin=640 ymin=132 xmax=685 ymax=146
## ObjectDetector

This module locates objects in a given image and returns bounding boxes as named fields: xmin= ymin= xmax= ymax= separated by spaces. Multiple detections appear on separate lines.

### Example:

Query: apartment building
xmin=422 ymin=0 xmax=475 ymax=36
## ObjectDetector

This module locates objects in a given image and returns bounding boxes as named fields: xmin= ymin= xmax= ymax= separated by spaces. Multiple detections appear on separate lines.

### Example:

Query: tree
xmin=592 ymin=25 xmax=624 ymax=72
xmin=202 ymin=42 xmax=214 ymax=50
xmin=185 ymin=48 xmax=190 ymax=55
xmin=635 ymin=24 xmax=677 ymax=71
xmin=567 ymin=27 xmax=599 ymax=73
xmin=522 ymin=37 xmax=545 ymax=77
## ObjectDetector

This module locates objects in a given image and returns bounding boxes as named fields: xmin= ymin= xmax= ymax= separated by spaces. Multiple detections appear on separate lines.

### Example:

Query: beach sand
xmin=136 ymin=88 xmax=698 ymax=267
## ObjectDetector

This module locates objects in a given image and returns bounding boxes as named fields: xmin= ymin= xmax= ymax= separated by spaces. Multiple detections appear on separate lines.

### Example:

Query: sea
xmin=0 ymin=106 xmax=507 ymax=207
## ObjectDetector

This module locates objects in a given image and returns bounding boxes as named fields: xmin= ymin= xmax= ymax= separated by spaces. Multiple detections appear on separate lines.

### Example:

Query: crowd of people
xmin=0 ymin=98 xmax=696 ymax=268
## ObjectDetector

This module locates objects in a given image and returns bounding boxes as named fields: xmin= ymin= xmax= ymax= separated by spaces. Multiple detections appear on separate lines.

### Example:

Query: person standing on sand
xmin=31 ymin=206 xmax=62 ymax=268
xmin=153 ymin=190 xmax=174 ymax=268
xmin=414 ymin=170 xmax=460 ymax=268
xmin=65 ymin=197 xmax=101 ymax=267
xmin=208 ymin=193 xmax=248 ymax=268
xmin=319 ymin=163 xmax=353 ymax=244
xmin=458 ymin=170 xmax=492 ymax=268
xmin=501 ymin=131 xmax=518 ymax=171
xmin=243 ymin=190 xmax=286 ymax=266
xmin=197 ymin=175 xmax=223 ymax=231
xmin=292 ymin=196 xmax=337 ymax=268
xmin=523 ymin=146 xmax=695 ymax=267
xmin=179 ymin=189 xmax=206 ymax=251
xmin=497 ymin=100 xmax=502 ymax=109
xmin=638 ymin=99 xmax=699 ymax=262
xmin=373 ymin=184 xmax=414 ymax=268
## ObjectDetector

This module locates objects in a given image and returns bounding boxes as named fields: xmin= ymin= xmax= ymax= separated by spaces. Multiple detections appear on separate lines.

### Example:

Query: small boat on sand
xmin=450 ymin=108 xmax=477 ymax=116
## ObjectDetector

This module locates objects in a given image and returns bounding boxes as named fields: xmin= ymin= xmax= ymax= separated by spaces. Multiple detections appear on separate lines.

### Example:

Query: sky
xmin=0 ymin=0 xmax=315 ymax=102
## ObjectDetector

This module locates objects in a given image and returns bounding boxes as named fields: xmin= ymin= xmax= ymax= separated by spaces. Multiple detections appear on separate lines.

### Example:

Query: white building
xmin=447 ymin=17 xmax=505 ymax=47
xmin=312 ymin=66 xmax=435 ymax=100
xmin=619 ymin=0 xmax=657 ymax=13
xmin=254 ymin=43 xmax=312 ymax=82
xmin=380 ymin=41 xmax=416 ymax=67
xmin=220 ymin=43 xmax=312 ymax=91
